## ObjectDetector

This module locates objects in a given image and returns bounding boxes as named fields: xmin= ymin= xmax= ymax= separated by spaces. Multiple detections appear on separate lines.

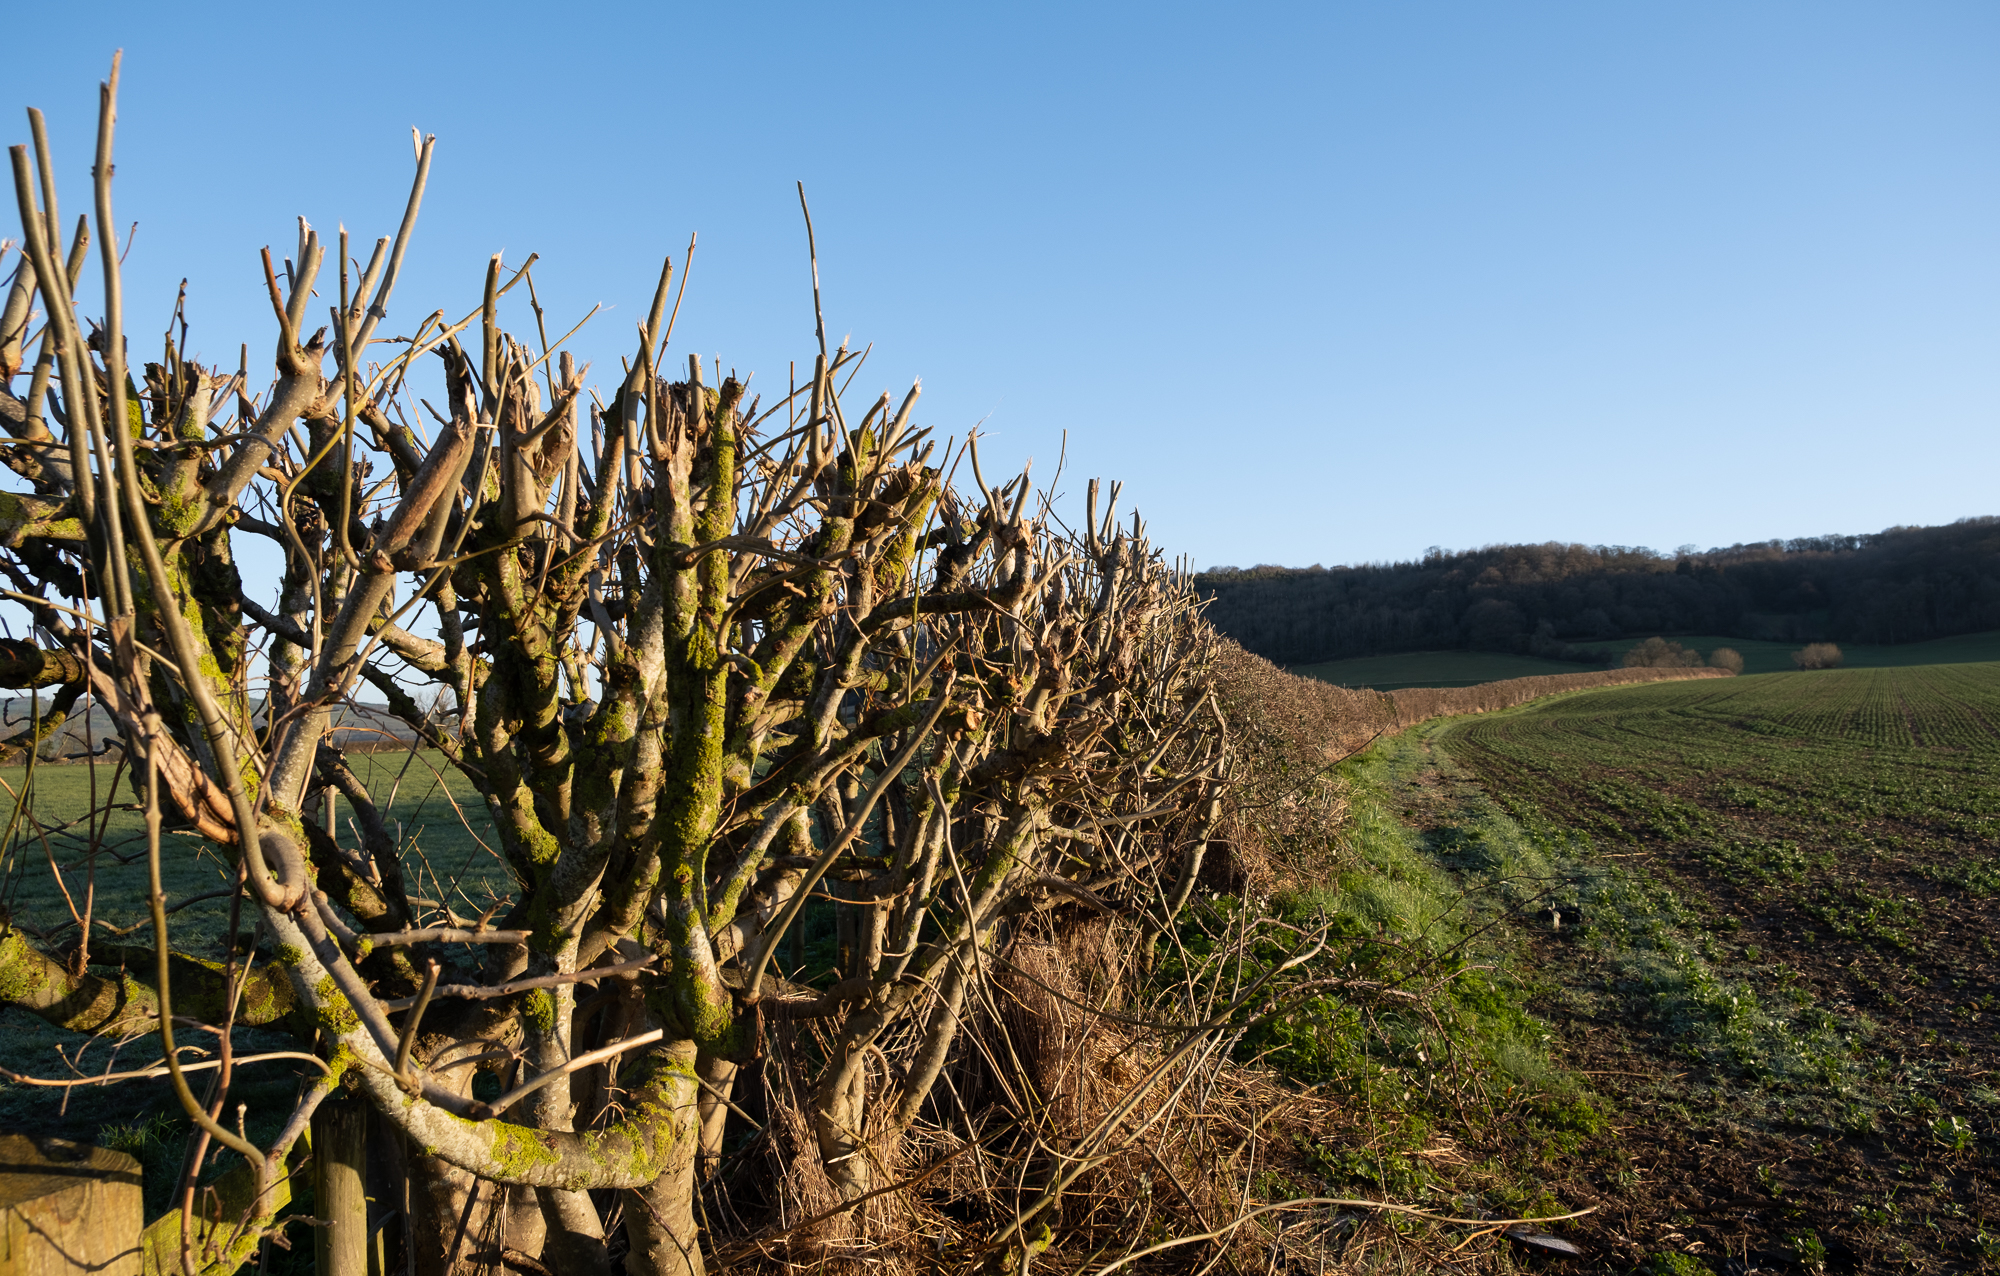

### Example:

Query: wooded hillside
xmin=1196 ymin=517 xmax=2000 ymax=665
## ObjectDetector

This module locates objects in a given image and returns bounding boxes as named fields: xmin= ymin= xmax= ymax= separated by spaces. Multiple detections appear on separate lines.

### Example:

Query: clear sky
xmin=9 ymin=2 xmax=1997 ymax=572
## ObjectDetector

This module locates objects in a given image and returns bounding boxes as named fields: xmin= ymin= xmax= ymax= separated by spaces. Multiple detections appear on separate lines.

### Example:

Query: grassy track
xmin=1430 ymin=661 xmax=2000 ymax=1271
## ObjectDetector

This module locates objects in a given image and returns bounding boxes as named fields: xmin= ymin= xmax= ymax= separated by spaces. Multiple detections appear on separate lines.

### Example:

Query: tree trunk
xmin=695 ymin=1056 xmax=737 ymax=1174
xmin=619 ymin=1042 xmax=705 ymax=1276
xmin=411 ymin=1156 xmax=555 ymax=1276
xmin=535 ymin=1187 xmax=610 ymax=1276
xmin=404 ymin=1049 xmax=550 ymax=1276
xmin=525 ymin=969 xmax=611 ymax=1276
xmin=813 ymin=1047 xmax=875 ymax=1203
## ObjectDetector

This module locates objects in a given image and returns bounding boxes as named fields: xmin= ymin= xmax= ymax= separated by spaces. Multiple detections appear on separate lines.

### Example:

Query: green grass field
xmin=1288 ymin=649 xmax=1593 ymax=689
xmin=0 ymin=747 xmax=510 ymax=1231
xmin=1291 ymin=627 xmax=2000 ymax=687
xmin=1425 ymin=660 xmax=2000 ymax=1268
xmin=1569 ymin=627 xmax=2000 ymax=676
xmin=0 ymin=749 xmax=509 ymax=951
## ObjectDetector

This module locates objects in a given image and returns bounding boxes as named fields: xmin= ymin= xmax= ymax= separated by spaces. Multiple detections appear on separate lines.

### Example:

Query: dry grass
xmin=704 ymin=909 xmax=1563 ymax=1275
xmin=690 ymin=647 xmax=1659 ymax=1273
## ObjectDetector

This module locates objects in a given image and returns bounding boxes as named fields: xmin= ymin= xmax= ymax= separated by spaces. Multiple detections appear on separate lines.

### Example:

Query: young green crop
xmin=1433 ymin=660 xmax=2000 ymax=1270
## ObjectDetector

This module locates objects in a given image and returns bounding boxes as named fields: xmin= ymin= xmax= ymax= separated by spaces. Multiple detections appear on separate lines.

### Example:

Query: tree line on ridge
xmin=1195 ymin=517 xmax=2000 ymax=666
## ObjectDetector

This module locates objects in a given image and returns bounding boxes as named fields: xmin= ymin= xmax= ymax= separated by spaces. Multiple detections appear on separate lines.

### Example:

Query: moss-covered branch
xmin=0 ymin=926 xmax=296 ymax=1037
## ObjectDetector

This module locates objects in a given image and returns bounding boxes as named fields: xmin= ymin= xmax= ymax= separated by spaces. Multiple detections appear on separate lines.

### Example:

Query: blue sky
xmin=9 ymin=2 xmax=1997 ymax=571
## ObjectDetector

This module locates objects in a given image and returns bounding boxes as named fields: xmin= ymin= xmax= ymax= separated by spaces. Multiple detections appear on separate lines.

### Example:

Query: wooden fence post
xmin=313 ymin=1097 xmax=372 ymax=1276
xmin=0 ymin=1133 xmax=142 ymax=1275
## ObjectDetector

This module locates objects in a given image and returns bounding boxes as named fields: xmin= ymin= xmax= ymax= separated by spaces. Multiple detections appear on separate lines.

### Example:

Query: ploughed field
xmin=1437 ymin=663 xmax=2000 ymax=1271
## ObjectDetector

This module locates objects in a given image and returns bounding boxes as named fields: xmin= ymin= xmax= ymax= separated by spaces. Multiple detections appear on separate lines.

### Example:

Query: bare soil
xmin=1402 ymin=731 xmax=1999 ymax=1274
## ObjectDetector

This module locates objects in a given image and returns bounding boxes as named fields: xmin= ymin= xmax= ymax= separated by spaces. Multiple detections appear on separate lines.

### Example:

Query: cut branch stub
xmin=0 ymin=640 xmax=84 ymax=688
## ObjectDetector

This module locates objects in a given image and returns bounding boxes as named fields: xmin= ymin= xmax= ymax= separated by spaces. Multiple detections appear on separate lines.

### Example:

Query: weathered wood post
xmin=0 ymin=1133 xmax=142 ymax=1275
xmin=313 ymin=1099 xmax=372 ymax=1276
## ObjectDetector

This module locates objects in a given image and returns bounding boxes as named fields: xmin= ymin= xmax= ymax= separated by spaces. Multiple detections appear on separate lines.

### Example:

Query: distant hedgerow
xmin=1793 ymin=642 xmax=1845 ymax=670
